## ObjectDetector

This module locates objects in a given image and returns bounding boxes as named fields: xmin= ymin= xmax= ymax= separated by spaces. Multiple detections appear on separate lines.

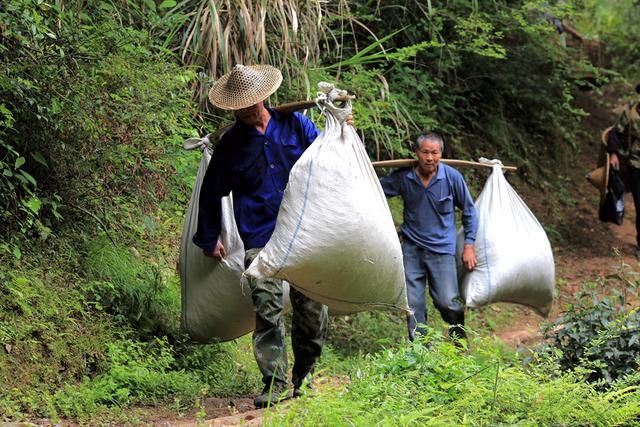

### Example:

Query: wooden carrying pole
xmin=273 ymin=95 xmax=355 ymax=114
xmin=371 ymin=158 xmax=517 ymax=172
xmin=210 ymin=96 xmax=355 ymax=141
xmin=273 ymin=100 xmax=318 ymax=113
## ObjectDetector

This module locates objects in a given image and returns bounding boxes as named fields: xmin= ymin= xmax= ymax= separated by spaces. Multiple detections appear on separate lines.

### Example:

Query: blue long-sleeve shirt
xmin=380 ymin=164 xmax=478 ymax=255
xmin=193 ymin=108 xmax=319 ymax=252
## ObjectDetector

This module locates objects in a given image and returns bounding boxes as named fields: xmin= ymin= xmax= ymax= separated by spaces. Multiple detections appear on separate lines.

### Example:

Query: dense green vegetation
xmin=1 ymin=0 xmax=639 ymax=424
xmin=274 ymin=334 xmax=640 ymax=426
xmin=577 ymin=0 xmax=640 ymax=74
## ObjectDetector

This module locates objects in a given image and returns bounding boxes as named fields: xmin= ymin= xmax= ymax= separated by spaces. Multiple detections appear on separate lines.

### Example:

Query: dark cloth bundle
xmin=599 ymin=169 xmax=625 ymax=225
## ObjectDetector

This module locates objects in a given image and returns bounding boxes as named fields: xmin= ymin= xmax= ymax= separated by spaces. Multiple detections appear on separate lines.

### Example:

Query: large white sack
xmin=179 ymin=136 xmax=291 ymax=342
xmin=245 ymin=84 xmax=408 ymax=314
xmin=456 ymin=160 xmax=555 ymax=316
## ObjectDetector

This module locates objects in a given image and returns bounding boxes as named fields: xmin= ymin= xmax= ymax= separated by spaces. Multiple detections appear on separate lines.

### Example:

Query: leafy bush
xmin=0 ymin=257 xmax=116 ymax=419
xmin=327 ymin=311 xmax=407 ymax=357
xmin=541 ymin=279 xmax=640 ymax=386
xmin=49 ymin=338 xmax=202 ymax=420
xmin=0 ymin=0 xmax=197 ymax=245
xmin=578 ymin=0 xmax=640 ymax=74
xmin=176 ymin=337 xmax=262 ymax=396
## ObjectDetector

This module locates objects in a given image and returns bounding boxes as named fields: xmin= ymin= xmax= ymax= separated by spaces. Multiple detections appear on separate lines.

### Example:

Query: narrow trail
xmin=494 ymin=86 xmax=639 ymax=347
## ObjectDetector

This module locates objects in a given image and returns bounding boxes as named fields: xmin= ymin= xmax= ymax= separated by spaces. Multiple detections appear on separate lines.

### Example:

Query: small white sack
xmin=179 ymin=137 xmax=291 ymax=342
xmin=457 ymin=160 xmax=555 ymax=316
xmin=245 ymin=84 xmax=408 ymax=314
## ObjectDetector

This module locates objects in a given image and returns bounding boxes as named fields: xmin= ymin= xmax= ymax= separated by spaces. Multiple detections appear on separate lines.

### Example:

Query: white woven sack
xmin=456 ymin=160 xmax=555 ymax=316
xmin=245 ymin=84 xmax=408 ymax=314
xmin=180 ymin=136 xmax=291 ymax=342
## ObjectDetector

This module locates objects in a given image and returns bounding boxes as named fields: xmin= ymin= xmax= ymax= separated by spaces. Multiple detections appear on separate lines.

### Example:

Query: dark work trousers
xmin=242 ymin=247 xmax=329 ymax=388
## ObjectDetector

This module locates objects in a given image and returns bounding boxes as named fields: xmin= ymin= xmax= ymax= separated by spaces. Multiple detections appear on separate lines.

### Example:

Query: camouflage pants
xmin=243 ymin=248 xmax=328 ymax=388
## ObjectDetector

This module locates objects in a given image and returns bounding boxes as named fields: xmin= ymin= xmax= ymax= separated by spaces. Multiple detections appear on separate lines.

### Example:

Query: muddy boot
xmin=292 ymin=373 xmax=314 ymax=398
xmin=449 ymin=324 xmax=467 ymax=349
xmin=253 ymin=380 xmax=291 ymax=408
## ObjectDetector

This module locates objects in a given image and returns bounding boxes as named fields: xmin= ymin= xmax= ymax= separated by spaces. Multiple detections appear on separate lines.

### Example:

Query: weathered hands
xmin=610 ymin=152 xmax=620 ymax=170
xmin=346 ymin=114 xmax=354 ymax=126
xmin=462 ymin=244 xmax=477 ymax=271
xmin=204 ymin=240 xmax=227 ymax=260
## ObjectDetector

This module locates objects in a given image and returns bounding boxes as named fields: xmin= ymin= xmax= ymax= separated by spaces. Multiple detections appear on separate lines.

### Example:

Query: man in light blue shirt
xmin=380 ymin=132 xmax=478 ymax=342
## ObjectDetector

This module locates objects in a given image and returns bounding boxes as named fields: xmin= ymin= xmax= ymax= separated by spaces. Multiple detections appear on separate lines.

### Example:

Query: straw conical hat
xmin=586 ymin=159 xmax=609 ymax=203
xmin=208 ymin=64 xmax=283 ymax=110
xmin=601 ymin=126 xmax=614 ymax=146
xmin=584 ymin=126 xmax=614 ymax=205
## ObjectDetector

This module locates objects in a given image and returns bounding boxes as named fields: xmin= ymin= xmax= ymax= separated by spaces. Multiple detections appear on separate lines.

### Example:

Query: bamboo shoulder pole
xmin=273 ymin=95 xmax=355 ymax=114
xmin=210 ymin=96 xmax=355 ymax=141
xmin=371 ymin=158 xmax=517 ymax=171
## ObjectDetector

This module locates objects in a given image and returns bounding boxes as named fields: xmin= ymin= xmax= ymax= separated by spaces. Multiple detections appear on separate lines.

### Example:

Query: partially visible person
xmin=380 ymin=132 xmax=478 ymax=342
xmin=606 ymin=84 xmax=640 ymax=257
xmin=192 ymin=64 xmax=328 ymax=408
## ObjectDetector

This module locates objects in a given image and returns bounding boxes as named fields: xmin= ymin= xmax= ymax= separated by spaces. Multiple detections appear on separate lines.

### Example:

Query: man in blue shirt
xmin=380 ymin=132 xmax=478 ymax=343
xmin=192 ymin=64 xmax=328 ymax=408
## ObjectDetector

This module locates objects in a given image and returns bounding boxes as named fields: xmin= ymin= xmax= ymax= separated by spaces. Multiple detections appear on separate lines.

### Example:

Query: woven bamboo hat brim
xmin=601 ymin=126 xmax=613 ymax=146
xmin=586 ymin=159 xmax=609 ymax=204
xmin=208 ymin=64 xmax=283 ymax=110
xmin=586 ymin=125 xmax=611 ymax=205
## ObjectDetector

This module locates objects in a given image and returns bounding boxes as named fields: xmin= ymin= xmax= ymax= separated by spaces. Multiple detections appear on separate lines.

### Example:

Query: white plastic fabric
xmin=245 ymin=83 xmax=408 ymax=314
xmin=456 ymin=159 xmax=555 ymax=316
xmin=179 ymin=136 xmax=291 ymax=342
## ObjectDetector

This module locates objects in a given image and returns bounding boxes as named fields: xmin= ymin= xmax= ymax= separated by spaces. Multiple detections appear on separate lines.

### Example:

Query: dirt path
xmin=494 ymin=203 xmax=638 ymax=348
xmin=494 ymin=86 xmax=639 ymax=347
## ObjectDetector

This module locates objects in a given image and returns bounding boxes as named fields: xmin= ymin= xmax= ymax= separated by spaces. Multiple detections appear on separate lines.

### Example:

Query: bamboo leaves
xmin=175 ymin=0 xmax=332 ymax=108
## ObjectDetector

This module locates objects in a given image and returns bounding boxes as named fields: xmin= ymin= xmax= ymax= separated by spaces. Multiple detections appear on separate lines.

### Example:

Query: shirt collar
xmin=406 ymin=163 xmax=445 ymax=186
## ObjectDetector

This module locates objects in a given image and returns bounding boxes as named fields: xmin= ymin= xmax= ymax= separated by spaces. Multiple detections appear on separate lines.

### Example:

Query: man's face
xmin=234 ymin=102 xmax=263 ymax=124
xmin=416 ymin=139 xmax=442 ymax=176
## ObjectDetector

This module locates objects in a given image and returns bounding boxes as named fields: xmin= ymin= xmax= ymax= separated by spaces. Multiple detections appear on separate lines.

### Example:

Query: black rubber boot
xmin=449 ymin=324 xmax=467 ymax=349
xmin=253 ymin=380 xmax=291 ymax=408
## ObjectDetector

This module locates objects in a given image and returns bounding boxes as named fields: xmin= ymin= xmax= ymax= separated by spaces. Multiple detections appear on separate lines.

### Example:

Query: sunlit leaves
xmin=454 ymin=16 xmax=506 ymax=59
xmin=22 ymin=197 xmax=41 ymax=214
xmin=159 ymin=0 xmax=177 ymax=9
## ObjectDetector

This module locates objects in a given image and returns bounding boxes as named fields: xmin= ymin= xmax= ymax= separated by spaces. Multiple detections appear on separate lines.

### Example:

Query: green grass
xmin=269 ymin=333 xmax=640 ymax=426
xmin=0 ymin=239 xmax=261 ymax=422
xmin=82 ymin=237 xmax=181 ymax=338
xmin=0 ymin=263 xmax=115 ymax=419
xmin=3 ymin=236 xmax=639 ymax=425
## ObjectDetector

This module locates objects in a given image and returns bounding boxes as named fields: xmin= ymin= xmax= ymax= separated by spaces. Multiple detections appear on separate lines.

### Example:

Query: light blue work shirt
xmin=380 ymin=163 xmax=478 ymax=255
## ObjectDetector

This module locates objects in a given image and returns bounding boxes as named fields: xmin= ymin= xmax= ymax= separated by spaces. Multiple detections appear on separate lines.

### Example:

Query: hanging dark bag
xmin=599 ymin=169 xmax=625 ymax=225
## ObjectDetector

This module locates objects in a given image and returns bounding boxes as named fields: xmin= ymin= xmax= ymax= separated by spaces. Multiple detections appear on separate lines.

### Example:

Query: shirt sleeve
xmin=607 ymin=128 xmax=622 ymax=154
xmin=452 ymin=171 xmax=477 ymax=244
xmin=379 ymin=169 xmax=404 ymax=198
xmin=294 ymin=112 xmax=320 ymax=147
xmin=192 ymin=143 xmax=232 ymax=252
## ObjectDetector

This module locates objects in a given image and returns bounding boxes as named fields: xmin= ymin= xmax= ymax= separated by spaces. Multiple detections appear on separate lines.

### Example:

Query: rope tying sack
xmin=315 ymin=82 xmax=353 ymax=125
